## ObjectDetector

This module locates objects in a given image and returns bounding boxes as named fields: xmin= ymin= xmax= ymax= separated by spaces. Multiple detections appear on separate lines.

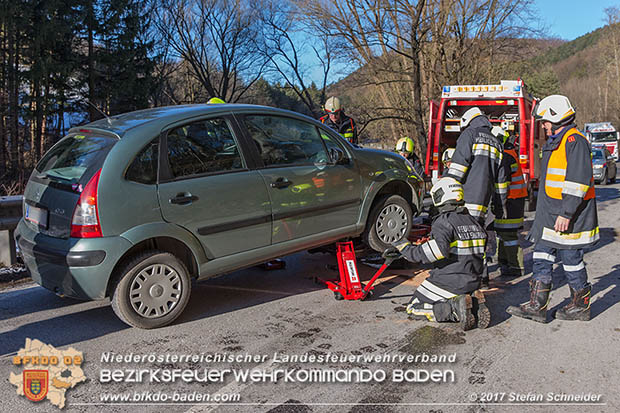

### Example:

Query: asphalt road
xmin=1 ymin=178 xmax=620 ymax=413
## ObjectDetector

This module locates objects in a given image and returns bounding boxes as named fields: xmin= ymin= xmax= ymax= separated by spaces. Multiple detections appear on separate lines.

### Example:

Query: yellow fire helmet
xmin=396 ymin=137 xmax=414 ymax=154
xmin=207 ymin=97 xmax=226 ymax=104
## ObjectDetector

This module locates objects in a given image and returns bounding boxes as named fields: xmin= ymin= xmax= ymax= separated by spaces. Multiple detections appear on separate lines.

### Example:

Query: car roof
xmin=69 ymin=104 xmax=319 ymax=137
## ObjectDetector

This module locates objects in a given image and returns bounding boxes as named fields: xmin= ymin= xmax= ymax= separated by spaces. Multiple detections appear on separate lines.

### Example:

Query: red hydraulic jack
xmin=318 ymin=224 xmax=431 ymax=301
xmin=318 ymin=241 xmax=400 ymax=301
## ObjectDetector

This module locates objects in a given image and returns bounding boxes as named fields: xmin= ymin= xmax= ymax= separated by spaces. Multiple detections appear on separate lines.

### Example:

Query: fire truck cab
xmin=425 ymin=79 xmax=542 ymax=211
xmin=584 ymin=122 xmax=619 ymax=160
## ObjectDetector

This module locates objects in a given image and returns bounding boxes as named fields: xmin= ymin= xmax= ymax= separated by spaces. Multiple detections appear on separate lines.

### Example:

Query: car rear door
xmin=238 ymin=114 xmax=362 ymax=244
xmin=157 ymin=115 xmax=272 ymax=258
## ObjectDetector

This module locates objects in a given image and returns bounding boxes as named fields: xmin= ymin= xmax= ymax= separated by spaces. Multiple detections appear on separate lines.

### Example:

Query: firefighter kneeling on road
xmin=507 ymin=95 xmax=599 ymax=323
xmin=491 ymin=126 xmax=527 ymax=277
xmin=384 ymin=177 xmax=491 ymax=331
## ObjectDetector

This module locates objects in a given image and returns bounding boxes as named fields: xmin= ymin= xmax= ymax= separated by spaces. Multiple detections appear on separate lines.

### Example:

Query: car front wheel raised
xmin=364 ymin=194 xmax=413 ymax=252
xmin=111 ymin=251 xmax=191 ymax=329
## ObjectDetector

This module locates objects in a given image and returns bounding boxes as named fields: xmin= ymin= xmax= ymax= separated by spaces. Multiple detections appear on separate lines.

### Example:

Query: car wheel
xmin=111 ymin=251 xmax=191 ymax=329
xmin=364 ymin=194 xmax=413 ymax=252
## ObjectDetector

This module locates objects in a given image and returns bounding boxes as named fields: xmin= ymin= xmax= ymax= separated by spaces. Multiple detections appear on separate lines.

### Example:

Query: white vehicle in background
xmin=585 ymin=122 xmax=619 ymax=160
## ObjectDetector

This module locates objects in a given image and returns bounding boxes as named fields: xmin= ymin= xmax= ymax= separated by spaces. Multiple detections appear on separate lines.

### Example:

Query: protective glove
xmin=382 ymin=246 xmax=402 ymax=259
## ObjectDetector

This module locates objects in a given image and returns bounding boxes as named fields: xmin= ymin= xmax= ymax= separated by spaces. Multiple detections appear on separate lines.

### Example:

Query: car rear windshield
xmin=35 ymin=133 xmax=117 ymax=184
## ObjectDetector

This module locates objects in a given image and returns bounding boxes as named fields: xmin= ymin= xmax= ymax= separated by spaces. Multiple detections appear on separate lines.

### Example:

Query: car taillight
xmin=71 ymin=169 xmax=102 ymax=238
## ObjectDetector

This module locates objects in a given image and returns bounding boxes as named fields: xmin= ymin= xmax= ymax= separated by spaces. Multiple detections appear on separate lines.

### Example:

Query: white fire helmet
xmin=430 ymin=177 xmax=464 ymax=207
xmin=460 ymin=107 xmax=483 ymax=128
xmin=534 ymin=95 xmax=575 ymax=124
xmin=324 ymin=96 xmax=342 ymax=113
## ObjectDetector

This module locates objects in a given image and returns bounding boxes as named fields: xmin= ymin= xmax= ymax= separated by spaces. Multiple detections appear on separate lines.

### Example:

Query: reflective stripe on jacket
xmin=528 ymin=125 xmax=599 ymax=249
xmin=394 ymin=206 xmax=487 ymax=294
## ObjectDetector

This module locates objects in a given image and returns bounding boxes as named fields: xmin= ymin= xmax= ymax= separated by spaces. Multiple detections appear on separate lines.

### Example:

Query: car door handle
xmin=169 ymin=193 xmax=199 ymax=205
xmin=270 ymin=177 xmax=292 ymax=189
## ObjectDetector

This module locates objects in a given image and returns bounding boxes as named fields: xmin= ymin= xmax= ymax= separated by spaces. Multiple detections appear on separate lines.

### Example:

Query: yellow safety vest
xmin=544 ymin=128 xmax=595 ymax=201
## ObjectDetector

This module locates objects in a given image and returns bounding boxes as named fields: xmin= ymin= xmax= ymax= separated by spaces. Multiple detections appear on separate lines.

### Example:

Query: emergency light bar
xmin=442 ymin=80 xmax=525 ymax=99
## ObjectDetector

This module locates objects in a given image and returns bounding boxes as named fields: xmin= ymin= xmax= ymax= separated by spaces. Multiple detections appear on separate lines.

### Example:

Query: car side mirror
xmin=329 ymin=148 xmax=348 ymax=165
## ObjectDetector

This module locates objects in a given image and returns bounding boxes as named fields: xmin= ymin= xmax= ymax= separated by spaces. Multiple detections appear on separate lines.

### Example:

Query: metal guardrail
xmin=0 ymin=195 xmax=23 ymax=266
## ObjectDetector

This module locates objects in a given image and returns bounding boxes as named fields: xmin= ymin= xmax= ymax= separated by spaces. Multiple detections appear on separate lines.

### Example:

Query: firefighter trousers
xmin=497 ymin=231 xmax=524 ymax=271
xmin=407 ymin=280 xmax=458 ymax=322
xmin=532 ymin=243 xmax=588 ymax=291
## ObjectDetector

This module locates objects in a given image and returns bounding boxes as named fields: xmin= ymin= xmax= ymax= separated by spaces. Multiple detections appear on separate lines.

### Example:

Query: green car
xmin=15 ymin=104 xmax=423 ymax=328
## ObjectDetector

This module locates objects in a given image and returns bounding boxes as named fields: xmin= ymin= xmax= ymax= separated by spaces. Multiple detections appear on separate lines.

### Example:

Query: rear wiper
xmin=37 ymin=173 xmax=73 ymax=183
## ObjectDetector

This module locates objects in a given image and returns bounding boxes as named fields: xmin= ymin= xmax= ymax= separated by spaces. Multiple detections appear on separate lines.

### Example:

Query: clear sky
xmin=535 ymin=0 xmax=619 ymax=40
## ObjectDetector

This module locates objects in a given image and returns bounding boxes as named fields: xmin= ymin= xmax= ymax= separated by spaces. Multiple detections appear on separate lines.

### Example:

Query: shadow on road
xmin=0 ymin=305 xmax=128 ymax=356
xmin=0 ymin=287 xmax=84 ymax=322
xmin=594 ymin=186 xmax=620 ymax=203
xmin=550 ymin=264 xmax=620 ymax=319
xmin=488 ymin=226 xmax=618 ymax=326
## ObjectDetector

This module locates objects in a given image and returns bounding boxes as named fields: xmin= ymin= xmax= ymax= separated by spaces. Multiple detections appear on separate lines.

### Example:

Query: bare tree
xmin=300 ymin=0 xmax=540 ymax=151
xmin=154 ymin=0 xmax=266 ymax=102
xmin=256 ymin=0 xmax=334 ymax=116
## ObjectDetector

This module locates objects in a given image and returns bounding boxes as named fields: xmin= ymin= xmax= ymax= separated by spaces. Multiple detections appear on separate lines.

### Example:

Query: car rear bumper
xmin=15 ymin=219 xmax=132 ymax=300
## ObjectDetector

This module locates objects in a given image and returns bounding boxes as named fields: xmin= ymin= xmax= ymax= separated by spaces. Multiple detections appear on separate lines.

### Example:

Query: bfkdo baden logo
xmin=9 ymin=338 xmax=86 ymax=409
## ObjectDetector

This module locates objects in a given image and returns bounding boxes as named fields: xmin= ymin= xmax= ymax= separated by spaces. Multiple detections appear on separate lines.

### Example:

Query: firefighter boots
xmin=472 ymin=290 xmax=491 ymax=329
xmin=429 ymin=295 xmax=476 ymax=331
xmin=555 ymin=284 xmax=591 ymax=321
xmin=408 ymin=296 xmax=476 ymax=331
xmin=506 ymin=279 xmax=551 ymax=323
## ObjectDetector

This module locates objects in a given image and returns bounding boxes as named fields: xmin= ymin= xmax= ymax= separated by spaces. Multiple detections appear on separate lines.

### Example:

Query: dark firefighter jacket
xmin=528 ymin=124 xmax=599 ymax=249
xmin=320 ymin=113 xmax=358 ymax=144
xmin=494 ymin=143 xmax=526 ymax=233
xmin=394 ymin=206 xmax=487 ymax=294
xmin=447 ymin=116 xmax=509 ymax=221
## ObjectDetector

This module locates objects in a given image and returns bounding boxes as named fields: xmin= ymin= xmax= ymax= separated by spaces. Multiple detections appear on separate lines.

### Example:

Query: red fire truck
xmin=425 ymin=79 xmax=542 ymax=210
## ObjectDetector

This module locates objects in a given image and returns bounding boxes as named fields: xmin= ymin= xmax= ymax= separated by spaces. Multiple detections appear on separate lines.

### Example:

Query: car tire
xmin=111 ymin=251 xmax=191 ymax=329
xmin=364 ymin=194 xmax=413 ymax=252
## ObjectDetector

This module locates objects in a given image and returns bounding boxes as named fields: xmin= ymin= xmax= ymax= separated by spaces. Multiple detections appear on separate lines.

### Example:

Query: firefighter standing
xmin=386 ymin=177 xmax=490 ymax=331
xmin=447 ymin=107 xmax=509 ymax=222
xmin=507 ymin=95 xmax=599 ymax=322
xmin=491 ymin=126 xmax=527 ymax=277
xmin=447 ymin=107 xmax=509 ymax=286
xmin=320 ymin=96 xmax=358 ymax=144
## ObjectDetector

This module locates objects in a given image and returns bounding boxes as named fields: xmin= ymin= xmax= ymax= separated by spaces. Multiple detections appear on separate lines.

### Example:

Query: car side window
xmin=318 ymin=128 xmax=349 ymax=162
xmin=167 ymin=118 xmax=244 ymax=178
xmin=126 ymin=139 xmax=158 ymax=184
xmin=243 ymin=115 xmax=329 ymax=167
